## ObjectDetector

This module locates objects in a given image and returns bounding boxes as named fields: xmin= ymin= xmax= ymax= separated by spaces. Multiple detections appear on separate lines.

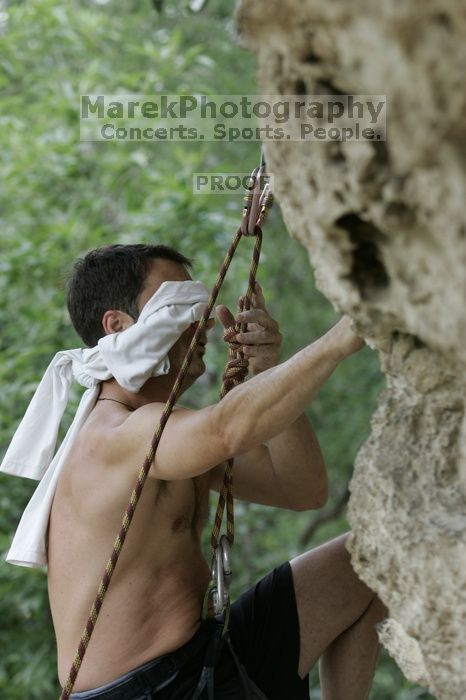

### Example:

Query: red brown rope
xmin=60 ymin=163 xmax=272 ymax=699
xmin=210 ymin=229 xmax=262 ymax=556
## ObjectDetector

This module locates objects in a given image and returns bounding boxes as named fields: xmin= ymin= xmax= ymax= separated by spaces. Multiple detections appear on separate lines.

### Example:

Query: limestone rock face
xmin=237 ymin=1 xmax=466 ymax=697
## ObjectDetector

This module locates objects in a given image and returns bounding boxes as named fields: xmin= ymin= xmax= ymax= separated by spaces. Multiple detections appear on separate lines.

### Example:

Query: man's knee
xmin=334 ymin=531 xmax=352 ymax=553
xmin=291 ymin=531 xmax=352 ymax=571
xmin=318 ymin=531 xmax=352 ymax=564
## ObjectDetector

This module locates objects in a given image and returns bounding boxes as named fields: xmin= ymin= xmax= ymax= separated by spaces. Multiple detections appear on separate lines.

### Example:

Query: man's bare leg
xmin=290 ymin=532 xmax=388 ymax=700
xmin=318 ymin=594 xmax=387 ymax=700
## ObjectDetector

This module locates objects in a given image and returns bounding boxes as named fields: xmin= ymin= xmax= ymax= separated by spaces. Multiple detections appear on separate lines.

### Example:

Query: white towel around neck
xmin=0 ymin=280 xmax=212 ymax=568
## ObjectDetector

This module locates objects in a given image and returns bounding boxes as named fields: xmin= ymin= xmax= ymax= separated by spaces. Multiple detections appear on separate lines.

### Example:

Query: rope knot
xmin=222 ymin=324 xmax=242 ymax=352
xmin=222 ymin=356 xmax=249 ymax=390
xmin=221 ymin=324 xmax=249 ymax=396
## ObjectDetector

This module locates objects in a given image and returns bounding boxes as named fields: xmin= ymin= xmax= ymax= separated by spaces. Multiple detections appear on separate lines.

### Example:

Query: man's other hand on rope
xmin=216 ymin=282 xmax=283 ymax=375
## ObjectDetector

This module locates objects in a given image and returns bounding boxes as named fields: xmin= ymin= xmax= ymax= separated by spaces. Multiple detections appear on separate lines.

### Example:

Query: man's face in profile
xmin=137 ymin=258 xmax=214 ymax=386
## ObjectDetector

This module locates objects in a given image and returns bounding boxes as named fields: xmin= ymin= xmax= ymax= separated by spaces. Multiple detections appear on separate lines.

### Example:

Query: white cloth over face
xmin=0 ymin=280 xmax=212 ymax=568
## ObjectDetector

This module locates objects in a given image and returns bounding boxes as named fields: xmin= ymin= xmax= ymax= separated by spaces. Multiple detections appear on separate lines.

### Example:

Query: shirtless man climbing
xmin=44 ymin=243 xmax=387 ymax=699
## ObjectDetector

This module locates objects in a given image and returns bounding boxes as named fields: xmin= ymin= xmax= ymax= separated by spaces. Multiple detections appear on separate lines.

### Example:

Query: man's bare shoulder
xmin=99 ymin=402 xmax=190 ymax=467
xmin=92 ymin=400 xmax=230 ymax=482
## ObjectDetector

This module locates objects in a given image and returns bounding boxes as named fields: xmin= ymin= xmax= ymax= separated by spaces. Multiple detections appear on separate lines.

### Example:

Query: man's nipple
xmin=171 ymin=515 xmax=189 ymax=533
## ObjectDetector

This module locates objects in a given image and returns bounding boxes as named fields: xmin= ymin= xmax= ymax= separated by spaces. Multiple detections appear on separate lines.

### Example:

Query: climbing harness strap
xmin=60 ymin=154 xmax=273 ymax=700
xmin=191 ymin=621 xmax=268 ymax=700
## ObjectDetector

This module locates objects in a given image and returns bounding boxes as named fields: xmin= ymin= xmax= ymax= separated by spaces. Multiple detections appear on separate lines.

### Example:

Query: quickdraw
xmin=211 ymin=534 xmax=232 ymax=616
xmin=60 ymin=152 xmax=273 ymax=699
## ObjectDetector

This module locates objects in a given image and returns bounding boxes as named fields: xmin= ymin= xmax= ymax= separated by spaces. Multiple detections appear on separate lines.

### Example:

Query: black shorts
xmin=70 ymin=561 xmax=309 ymax=700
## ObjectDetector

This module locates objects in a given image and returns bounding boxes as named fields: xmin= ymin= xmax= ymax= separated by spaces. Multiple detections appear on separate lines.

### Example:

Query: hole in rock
xmin=385 ymin=200 xmax=415 ymax=225
xmin=359 ymin=140 xmax=389 ymax=190
xmin=336 ymin=213 xmax=390 ymax=298
xmin=314 ymin=79 xmax=345 ymax=96
xmin=302 ymin=50 xmax=320 ymax=64
xmin=412 ymin=335 xmax=425 ymax=350
xmin=371 ymin=139 xmax=389 ymax=165
xmin=328 ymin=141 xmax=346 ymax=164
xmin=433 ymin=11 xmax=452 ymax=29
xmin=390 ymin=330 xmax=426 ymax=353
xmin=335 ymin=191 xmax=345 ymax=204
xmin=307 ymin=173 xmax=317 ymax=189
xmin=295 ymin=78 xmax=307 ymax=95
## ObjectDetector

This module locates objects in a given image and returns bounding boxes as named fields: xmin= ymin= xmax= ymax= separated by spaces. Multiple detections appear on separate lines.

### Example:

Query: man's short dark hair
xmin=67 ymin=244 xmax=192 ymax=346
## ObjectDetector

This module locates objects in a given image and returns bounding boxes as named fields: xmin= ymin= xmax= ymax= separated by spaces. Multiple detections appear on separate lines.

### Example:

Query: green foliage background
xmin=0 ymin=1 xmax=433 ymax=698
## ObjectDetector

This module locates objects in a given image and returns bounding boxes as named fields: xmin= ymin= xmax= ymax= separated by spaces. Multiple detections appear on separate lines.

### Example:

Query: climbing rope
xmin=59 ymin=156 xmax=273 ymax=699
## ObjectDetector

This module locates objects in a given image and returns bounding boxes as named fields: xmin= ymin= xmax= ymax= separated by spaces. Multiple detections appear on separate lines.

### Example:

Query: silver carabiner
xmin=241 ymin=149 xmax=273 ymax=237
xmin=211 ymin=535 xmax=233 ymax=615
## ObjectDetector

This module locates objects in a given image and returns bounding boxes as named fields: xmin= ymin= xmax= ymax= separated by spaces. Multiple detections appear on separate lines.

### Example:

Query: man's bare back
xmin=48 ymin=401 xmax=213 ymax=692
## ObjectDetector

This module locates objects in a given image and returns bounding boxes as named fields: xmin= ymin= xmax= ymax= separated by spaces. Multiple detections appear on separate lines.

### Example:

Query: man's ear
xmin=101 ymin=310 xmax=135 ymax=335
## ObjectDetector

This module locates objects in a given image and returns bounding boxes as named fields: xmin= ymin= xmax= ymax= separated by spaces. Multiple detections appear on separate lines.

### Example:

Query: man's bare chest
xmin=156 ymin=473 xmax=211 ymax=536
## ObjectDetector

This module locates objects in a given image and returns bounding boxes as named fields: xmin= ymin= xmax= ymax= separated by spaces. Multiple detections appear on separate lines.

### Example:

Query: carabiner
xmin=241 ymin=150 xmax=273 ymax=237
xmin=211 ymin=534 xmax=233 ymax=615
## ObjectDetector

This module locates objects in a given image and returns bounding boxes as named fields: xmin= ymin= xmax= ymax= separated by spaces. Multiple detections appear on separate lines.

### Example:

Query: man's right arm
xmin=111 ymin=316 xmax=364 ymax=481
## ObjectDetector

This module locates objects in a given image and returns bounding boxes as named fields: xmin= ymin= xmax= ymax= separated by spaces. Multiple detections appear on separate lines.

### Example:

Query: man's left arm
xmin=210 ymin=283 xmax=328 ymax=511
